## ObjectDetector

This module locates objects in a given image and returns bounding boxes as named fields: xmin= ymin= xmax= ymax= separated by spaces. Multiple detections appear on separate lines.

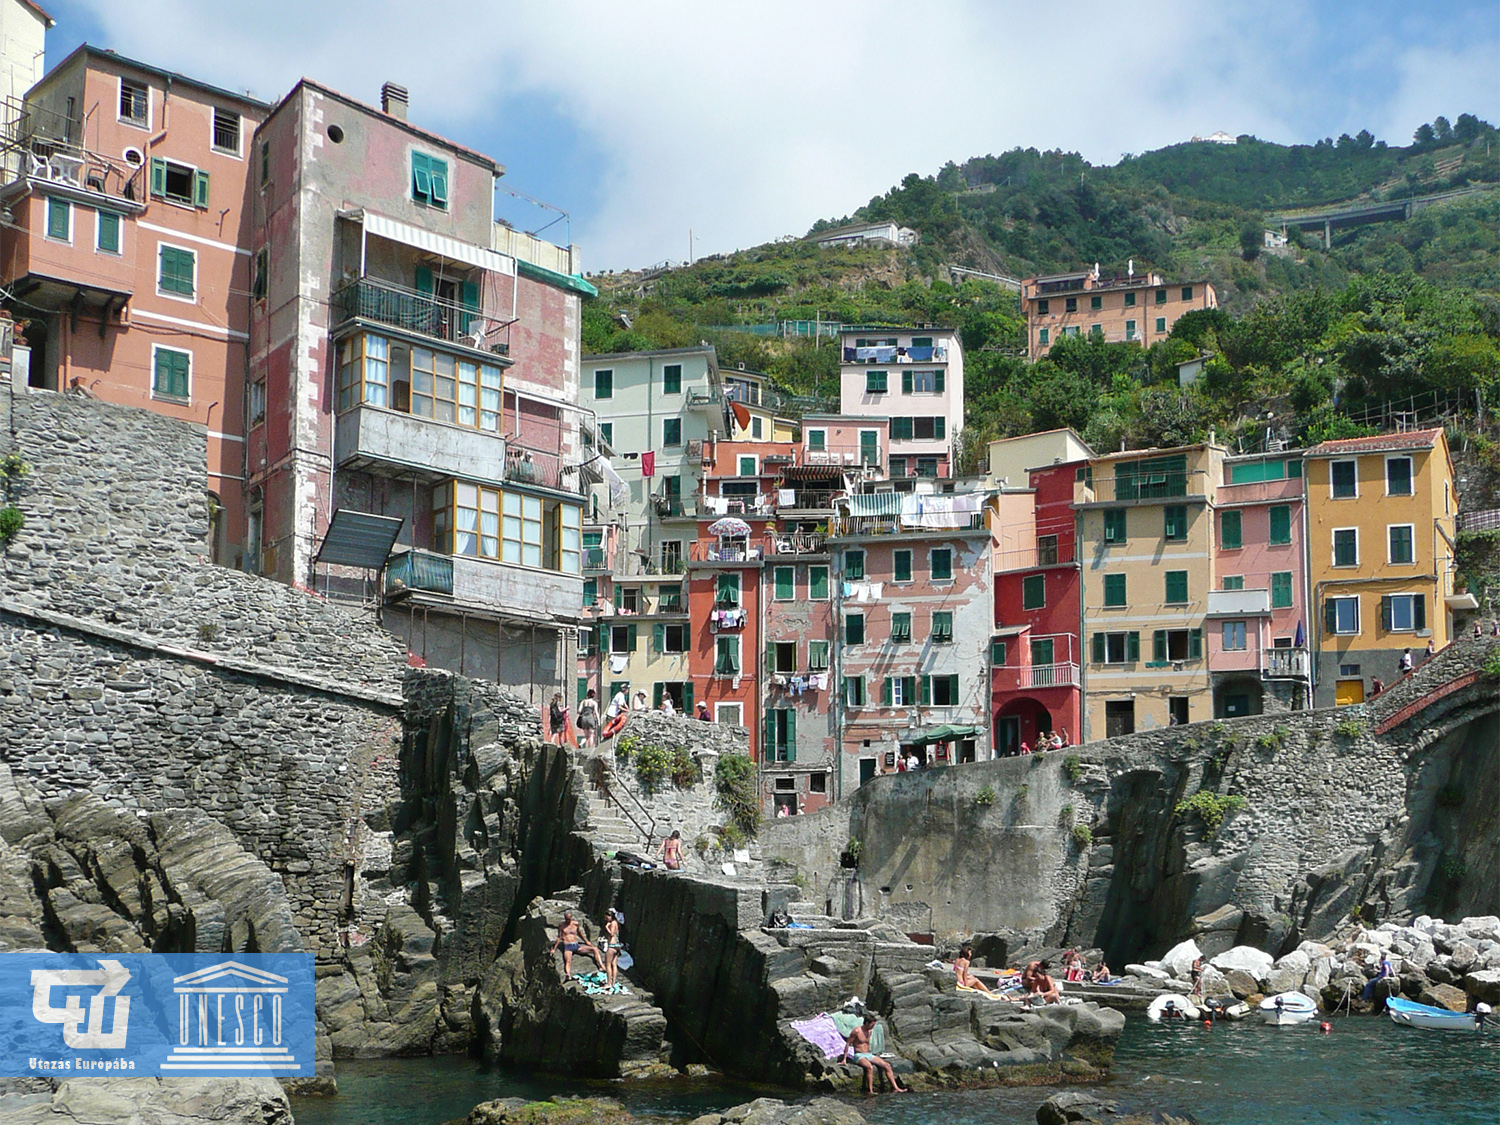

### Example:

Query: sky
xmin=40 ymin=0 xmax=1500 ymax=272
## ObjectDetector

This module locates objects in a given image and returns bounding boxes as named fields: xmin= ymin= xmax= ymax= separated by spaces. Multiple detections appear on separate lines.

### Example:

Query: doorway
xmin=997 ymin=716 xmax=1020 ymax=757
xmin=1168 ymin=697 xmax=1190 ymax=726
xmin=859 ymin=758 xmax=877 ymax=785
xmin=1335 ymin=679 xmax=1365 ymax=706
xmin=1105 ymin=700 xmax=1135 ymax=738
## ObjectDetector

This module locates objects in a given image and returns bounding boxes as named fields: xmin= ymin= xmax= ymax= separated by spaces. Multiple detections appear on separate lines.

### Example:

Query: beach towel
xmin=830 ymin=1011 xmax=886 ymax=1054
xmin=791 ymin=1014 xmax=847 ymax=1060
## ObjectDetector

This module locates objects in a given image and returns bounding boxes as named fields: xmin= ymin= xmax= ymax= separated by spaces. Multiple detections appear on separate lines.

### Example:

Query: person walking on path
xmin=1399 ymin=648 xmax=1414 ymax=676
xmin=547 ymin=693 xmax=574 ymax=747
xmin=550 ymin=911 xmax=601 ymax=978
xmin=696 ymin=700 xmax=712 ymax=721
xmin=843 ymin=1014 xmax=908 ymax=1094
xmin=576 ymin=689 xmax=600 ymax=747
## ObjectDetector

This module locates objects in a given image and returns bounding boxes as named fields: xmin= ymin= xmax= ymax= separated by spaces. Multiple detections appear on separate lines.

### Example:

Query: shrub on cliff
xmin=1174 ymin=791 xmax=1247 ymax=838
xmin=714 ymin=752 xmax=761 ymax=836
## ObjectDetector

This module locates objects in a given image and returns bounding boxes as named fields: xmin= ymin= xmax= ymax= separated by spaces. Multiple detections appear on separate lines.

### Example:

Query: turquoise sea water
xmin=291 ymin=1014 xmax=1500 ymax=1125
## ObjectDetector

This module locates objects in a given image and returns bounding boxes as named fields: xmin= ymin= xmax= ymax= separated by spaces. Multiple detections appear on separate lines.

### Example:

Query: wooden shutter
xmin=1190 ymin=628 xmax=1203 ymax=659
xmin=429 ymin=158 xmax=449 ymax=205
xmin=653 ymin=683 xmax=664 ymax=708
xmin=1153 ymin=630 xmax=1167 ymax=662
xmin=1380 ymin=595 xmax=1392 ymax=632
xmin=415 ymin=266 xmax=434 ymax=296
xmin=460 ymin=279 xmax=479 ymax=334
xmin=149 ymin=157 xmax=167 ymax=197
xmin=919 ymin=675 xmax=931 ymax=705
xmin=683 ymin=682 xmax=694 ymax=712
xmin=934 ymin=369 xmax=945 ymax=393
xmin=763 ymin=711 xmax=774 ymax=757
xmin=901 ymin=370 xmax=913 ymax=394
xmin=881 ymin=677 xmax=892 ymax=706
xmin=411 ymin=152 xmax=430 ymax=199
xmin=193 ymin=170 xmax=210 ymax=208
xmin=1414 ymin=595 xmax=1426 ymax=630
xmin=1325 ymin=598 xmax=1338 ymax=635
xmin=785 ymin=709 xmax=796 ymax=761
xmin=935 ymin=417 xmax=946 ymax=440
xmin=627 ymin=625 xmax=638 ymax=651
xmin=652 ymin=623 xmax=664 ymax=653
xmin=1092 ymin=633 xmax=1106 ymax=663
xmin=1126 ymin=632 xmax=1140 ymax=662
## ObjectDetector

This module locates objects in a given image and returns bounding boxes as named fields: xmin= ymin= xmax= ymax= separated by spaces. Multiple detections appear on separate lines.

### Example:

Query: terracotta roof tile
xmin=1304 ymin=428 xmax=1443 ymax=456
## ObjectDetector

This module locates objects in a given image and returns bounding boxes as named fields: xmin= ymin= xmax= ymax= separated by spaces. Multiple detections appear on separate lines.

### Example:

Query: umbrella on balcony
xmin=1295 ymin=620 xmax=1305 ymax=648
xmin=708 ymin=517 xmax=752 ymax=537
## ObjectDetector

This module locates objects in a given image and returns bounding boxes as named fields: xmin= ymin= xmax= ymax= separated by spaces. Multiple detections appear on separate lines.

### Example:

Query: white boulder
xmin=1126 ymin=964 xmax=1170 ymax=981
xmin=1160 ymin=939 xmax=1203 ymax=980
xmin=1462 ymin=916 xmax=1500 ymax=943
xmin=1211 ymin=946 xmax=1275 ymax=981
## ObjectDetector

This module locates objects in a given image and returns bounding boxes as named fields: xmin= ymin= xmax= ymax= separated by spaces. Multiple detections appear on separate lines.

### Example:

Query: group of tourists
xmin=548 ymin=685 xmax=714 ymax=749
xmin=1009 ymin=727 xmax=1070 ymax=756
xmin=548 ymin=908 xmax=625 ymax=987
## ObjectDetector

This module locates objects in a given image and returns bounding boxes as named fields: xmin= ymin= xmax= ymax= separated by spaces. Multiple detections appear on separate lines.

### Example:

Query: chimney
xmin=381 ymin=82 xmax=409 ymax=120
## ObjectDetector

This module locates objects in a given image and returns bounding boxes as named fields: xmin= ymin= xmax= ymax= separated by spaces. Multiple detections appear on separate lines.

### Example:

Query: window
xmin=716 ymin=573 xmax=741 ymax=605
xmin=1058 ymin=295 xmax=1075 ymax=313
xmin=1381 ymin=593 xmax=1426 ymax=633
xmin=152 ymin=346 xmax=191 ymax=400
xmin=1181 ymin=286 xmax=1194 ymax=301
xmin=1103 ymin=509 xmax=1127 ymax=543
xmin=893 ymin=549 xmax=912 ymax=582
xmin=158 ymin=244 xmax=196 ymax=297
xmin=663 ymin=418 xmax=682 ymax=446
xmin=1031 ymin=638 xmax=1055 ymax=666
xmin=932 ymin=611 xmax=953 ymax=643
xmin=1037 ymin=299 xmax=1050 ymax=314
xmin=1222 ymin=621 xmax=1247 ymax=651
xmin=1155 ymin=288 xmax=1167 ymax=305
xmin=1023 ymin=573 xmax=1045 ymax=610
xmin=931 ymin=548 xmax=953 ymax=581
xmin=1104 ymin=573 xmax=1126 ymax=607
xmin=891 ymin=612 xmax=912 ymax=643
xmin=662 ymin=363 xmax=682 ymax=394
xmin=715 ymin=636 xmax=740 ymax=676
xmin=844 ymin=675 xmax=866 ymax=707
xmin=1164 ymin=505 xmax=1188 ymax=541
xmin=409 ymin=348 xmax=502 ymax=430
xmin=1331 ymin=460 xmax=1357 ymax=498
xmin=1092 ymin=631 xmax=1140 ymax=664
xmin=593 ymin=369 xmax=613 ymax=399
xmin=150 ymin=158 xmax=208 ymax=207
xmin=658 ymin=581 xmax=683 ymax=610
xmin=1124 ymin=291 xmax=1137 ymax=307
xmin=865 ymin=370 xmax=888 ymax=394
xmin=1388 ymin=524 xmax=1414 ymax=565
xmin=774 ymin=566 xmax=795 ymax=600
xmin=926 ymin=674 xmax=960 ymax=706
xmin=809 ymin=641 xmax=830 ymax=670
xmin=1091 ymin=295 xmax=1103 ymax=310
xmin=96 ymin=210 xmax=121 ymax=254
xmin=1063 ymin=326 xmax=1081 ymax=337
xmin=119 ymin=78 xmax=148 ymax=126
xmin=738 ymin=455 xmax=757 ymax=477
xmin=45 ymin=197 xmax=70 ymax=241
xmin=337 ymin=335 xmax=389 ymax=410
xmin=1219 ymin=509 xmax=1241 ymax=549
xmin=1037 ymin=535 xmax=1058 ymax=566
xmin=1151 ymin=628 xmax=1203 ymax=661
xmin=1386 ymin=457 xmax=1413 ymax=496
xmin=598 ymin=422 xmax=612 ymax=447
xmin=259 ymin=141 xmax=269 ymax=186
xmin=1154 ymin=317 xmax=1166 ymax=334
xmin=411 ymin=151 xmax=449 ymax=208
xmin=1269 ymin=505 xmax=1292 ymax=545
xmin=860 ymin=431 xmax=881 ymax=466
xmin=1326 ymin=596 xmax=1360 ymax=635
xmin=656 ymin=623 xmax=690 ymax=654
xmin=212 ymin=107 xmax=241 ymax=154
xmin=884 ymin=675 xmax=917 ymax=707
xmin=1223 ymin=575 xmax=1244 ymax=590
xmin=991 ymin=640 xmax=1007 ymax=664
xmin=767 ymin=708 xmax=797 ymax=761
xmin=249 ymin=380 xmax=266 ymax=426
xmin=1090 ymin=324 xmax=1103 ymax=337
xmin=845 ymin=550 xmax=865 ymax=580
xmin=1165 ymin=570 xmax=1189 ymax=604
xmin=1333 ymin=528 xmax=1358 ymax=567
xmin=1038 ymin=328 xmax=1050 ymax=346
xmin=904 ymin=369 xmax=944 ymax=394
xmin=252 ymin=248 xmax=268 ymax=299
xmin=582 ymin=579 xmax=597 ymax=608
xmin=808 ymin=429 xmax=826 ymax=451
xmin=1271 ymin=571 xmax=1293 ymax=609
xmin=770 ymin=641 xmax=797 ymax=672
xmin=1125 ymin=320 xmax=1137 ymax=340
xmin=810 ymin=566 xmax=829 ymax=599
xmin=845 ymin=613 xmax=865 ymax=645
xmin=751 ymin=417 xmax=763 ymax=439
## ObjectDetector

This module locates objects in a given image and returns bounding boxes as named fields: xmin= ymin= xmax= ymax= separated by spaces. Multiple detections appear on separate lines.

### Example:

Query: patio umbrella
xmin=708 ymin=517 xmax=752 ymax=537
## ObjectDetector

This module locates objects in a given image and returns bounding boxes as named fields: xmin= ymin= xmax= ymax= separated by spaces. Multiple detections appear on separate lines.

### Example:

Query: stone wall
xmin=762 ymin=635 xmax=1500 ymax=966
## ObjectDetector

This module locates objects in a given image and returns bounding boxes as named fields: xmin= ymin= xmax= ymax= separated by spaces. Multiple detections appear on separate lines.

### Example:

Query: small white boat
xmin=1204 ymin=997 xmax=1252 ymax=1021
xmin=1387 ymin=996 xmax=1491 ymax=1031
xmin=1259 ymin=991 xmax=1318 ymax=1025
xmin=1146 ymin=993 xmax=1200 ymax=1022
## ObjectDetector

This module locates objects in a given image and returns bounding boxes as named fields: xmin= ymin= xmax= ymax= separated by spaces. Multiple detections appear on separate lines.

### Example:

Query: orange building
xmin=1022 ymin=267 xmax=1216 ymax=360
xmin=1 ymin=47 xmax=269 ymax=560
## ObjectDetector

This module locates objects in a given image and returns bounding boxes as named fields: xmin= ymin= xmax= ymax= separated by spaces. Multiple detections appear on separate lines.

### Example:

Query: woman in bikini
xmin=601 ymin=909 xmax=622 ymax=987
xmin=953 ymin=945 xmax=995 ymax=995
xmin=659 ymin=830 xmax=683 ymax=871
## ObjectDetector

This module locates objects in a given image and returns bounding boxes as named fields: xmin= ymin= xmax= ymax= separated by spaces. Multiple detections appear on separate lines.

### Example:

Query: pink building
xmin=1206 ymin=450 xmax=1312 ymax=714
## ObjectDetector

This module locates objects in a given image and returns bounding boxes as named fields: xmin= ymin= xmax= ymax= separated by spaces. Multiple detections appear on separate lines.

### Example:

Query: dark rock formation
xmin=0 ymin=1074 xmax=292 ymax=1123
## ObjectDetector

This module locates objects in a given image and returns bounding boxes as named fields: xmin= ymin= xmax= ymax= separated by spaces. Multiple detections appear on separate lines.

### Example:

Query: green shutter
xmin=934 ymin=369 xmax=945 ymax=393
xmin=1413 ymin=594 xmax=1426 ymax=630
xmin=653 ymin=683 xmax=664 ymax=709
xmin=149 ymin=157 xmax=167 ymax=197
xmin=882 ymin=677 xmax=892 ymax=706
xmin=652 ymin=623 xmax=664 ymax=653
xmin=193 ymin=170 xmax=210 ymax=208
xmin=901 ymin=370 xmax=913 ymax=394
xmin=1269 ymin=506 xmax=1291 ymax=545
xmin=810 ymin=567 xmax=828 ymax=598
xmin=1126 ymin=632 xmax=1140 ymax=662
xmin=578 ymin=677 xmax=588 ymax=703
xmin=415 ymin=266 xmax=434 ymax=296
xmin=764 ymin=710 xmax=774 ymax=756
xmin=785 ymin=709 xmax=796 ymax=761
xmin=45 ymin=198 xmax=69 ymax=240
xmin=613 ymin=584 xmax=623 ymax=608
xmin=894 ymin=551 xmax=911 ymax=582
xmin=627 ymin=625 xmax=638 ymax=651
xmin=428 ymin=158 xmax=449 ymax=205
xmin=97 ymin=211 xmax=121 ymax=253
xmin=935 ymin=417 xmax=946 ymax=440
xmin=411 ymin=152 xmax=430 ymax=200
xmin=1166 ymin=571 xmax=1188 ymax=604
xmin=919 ymin=675 xmax=931 ymax=705
xmin=683 ymin=682 xmax=694 ymax=712
xmin=948 ymin=674 xmax=959 ymax=702
xmin=460 ymin=279 xmax=479 ymax=334
xmin=1380 ymin=595 xmax=1392 ymax=631
xmin=1190 ymin=628 xmax=1203 ymax=659
xmin=1325 ymin=598 xmax=1339 ymax=635
xmin=1221 ymin=510 xmax=1241 ymax=550
xmin=1153 ymin=630 xmax=1166 ymax=662
xmin=775 ymin=567 xmax=794 ymax=600
xmin=1272 ymin=572 xmax=1292 ymax=608
xmin=1092 ymin=633 xmax=1106 ymax=663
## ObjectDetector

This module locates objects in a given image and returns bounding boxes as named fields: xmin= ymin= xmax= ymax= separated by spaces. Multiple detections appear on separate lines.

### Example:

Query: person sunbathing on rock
xmin=842 ymin=1014 xmax=908 ymax=1094
xmin=1023 ymin=960 xmax=1062 ymax=1004
xmin=550 ymin=912 xmax=602 ymax=979
xmin=954 ymin=945 xmax=996 ymax=995
xmin=1090 ymin=959 xmax=1113 ymax=983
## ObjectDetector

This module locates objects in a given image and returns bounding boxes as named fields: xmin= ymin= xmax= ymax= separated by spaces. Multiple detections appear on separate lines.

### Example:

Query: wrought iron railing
xmin=332 ymin=276 xmax=510 ymax=353
xmin=505 ymin=444 xmax=586 ymax=495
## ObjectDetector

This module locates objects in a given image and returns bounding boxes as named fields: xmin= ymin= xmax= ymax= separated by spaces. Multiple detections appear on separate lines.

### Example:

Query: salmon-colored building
xmin=1023 ymin=267 xmax=1216 ymax=360
xmin=1 ymin=47 xmax=269 ymax=559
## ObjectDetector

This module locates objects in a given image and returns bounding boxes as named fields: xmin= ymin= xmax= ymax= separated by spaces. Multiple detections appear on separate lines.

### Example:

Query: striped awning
xmin=357 ymin=210 xmax=515 ymax=276
xmin=844 ymin=492 xmax=905 ymax=518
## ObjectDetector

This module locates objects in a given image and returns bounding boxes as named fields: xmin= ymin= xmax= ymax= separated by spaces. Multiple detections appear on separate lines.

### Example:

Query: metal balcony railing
xmin=996 ymin=662 xmax=1081 ymax=690
xmin=583 ymin=548 xmax=609 ymax=572
xmin=769 ymin=533 xmax=829 ymax=555
xmin=332 ymin=276 xmax=510 ymax=354
xmin=505 ymin=444 xmax=586 ymax=495
xmin=993 ymin=542 xmax=1076 ymax=571
xmin=385 ymin=549 xmax=454 ymax=596
xmin=1263 ymin=648 xmax=1310 ymax=680
xmin=781 ymin=490 xmax=838 ymax=511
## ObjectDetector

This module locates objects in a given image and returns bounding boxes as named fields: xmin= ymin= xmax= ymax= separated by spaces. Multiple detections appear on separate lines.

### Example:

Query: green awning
xmin=905 ymin=724 xmax=979 ymax=747
xmin=517 ymin=258 xmax=599 ymax=297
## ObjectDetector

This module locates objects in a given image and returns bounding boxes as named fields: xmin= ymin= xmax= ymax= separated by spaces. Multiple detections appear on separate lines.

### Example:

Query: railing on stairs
xmin=589 ymin=755 xmax=657 ymax=846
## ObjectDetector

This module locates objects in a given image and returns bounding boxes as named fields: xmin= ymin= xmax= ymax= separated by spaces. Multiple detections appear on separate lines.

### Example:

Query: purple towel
xmin=790 ymin=1013 xmax=847 ymax=1059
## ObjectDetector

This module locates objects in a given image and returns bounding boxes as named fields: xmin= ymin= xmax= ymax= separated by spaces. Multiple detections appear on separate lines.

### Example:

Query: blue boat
xmin=1386 ymin=996 xmax=1491 ymax=1031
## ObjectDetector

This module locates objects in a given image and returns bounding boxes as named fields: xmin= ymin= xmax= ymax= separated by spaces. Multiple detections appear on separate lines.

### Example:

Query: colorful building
xmin=1303 ymin=428 xmax=1461 ymax=707
xmin=1208 ymin=450 xmax=1312 ymax=715
xmin=1077 ymin=442 xmax=1226 ymax=737
xmin=836 ymin=326 xmax=964 ymax=478
xmin=1022 ymin=267 xmax=1217 ymax=360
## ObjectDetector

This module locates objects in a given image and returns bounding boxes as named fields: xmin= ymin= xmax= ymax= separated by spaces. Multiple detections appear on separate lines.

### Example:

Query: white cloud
xmin=65 ymin=1 xmax=1500 ymax=269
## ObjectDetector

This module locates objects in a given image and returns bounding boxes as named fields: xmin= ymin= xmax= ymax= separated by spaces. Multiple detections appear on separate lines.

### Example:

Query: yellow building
xmin=1077 ymin=442 xmax=1226 ymax=737
xmin=1303 ymin=429 xmax=1462 ymax=706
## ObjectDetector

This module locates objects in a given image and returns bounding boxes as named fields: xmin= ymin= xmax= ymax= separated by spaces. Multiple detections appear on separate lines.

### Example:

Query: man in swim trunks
xmin=953 ymin=945 xmax=995 ymax=995
xmin=842 ymin=1014 xmax=908 ymax=1094
xmin=549 ymin=911 xmax=601 ymax=978
xmin=1024 ymin=959 xmax=1062 ymax=1004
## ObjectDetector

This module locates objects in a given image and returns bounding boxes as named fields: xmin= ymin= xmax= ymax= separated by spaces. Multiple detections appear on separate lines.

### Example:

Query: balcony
xmin=993 ymin=542 xmax=1076 ymax=572
xmin=1 ymin=97 xmax=149 ymax=211
xmin=1263 ymin=647 xmax=1310 ymax=680
xmin=997 ymin=662 xmax=1081 ymax=691
xmin=332 ymin=276 xmax=511 ymax=355
xmin=686 ymin=388 xmax=724 ymax=411
xmin=336 ymin=404 xmax=507 ymax=485
xmin=384 ymin=548 xmax=583 ymax=619
xmin=1206 ymin=588 xmax=1272 ymax=617
xmin=769 ymin=532 xmax=829 ymax=556
xmin=386 ymin=549 xmax=454 ymax=595
xmin=653 ymin=496 xmax=696 ymax=519
xmin=690 ymin=540 xmax=763 ymax=564
xmin=779 ymin=490 xmax=838 ymax=514
xmin=583 ymin=547 xmax=610 ymax=572
xmin=701 ymin=496 xmax=776 ymax=518
xmin=505 ymin=444 xmax=586 ymax=496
